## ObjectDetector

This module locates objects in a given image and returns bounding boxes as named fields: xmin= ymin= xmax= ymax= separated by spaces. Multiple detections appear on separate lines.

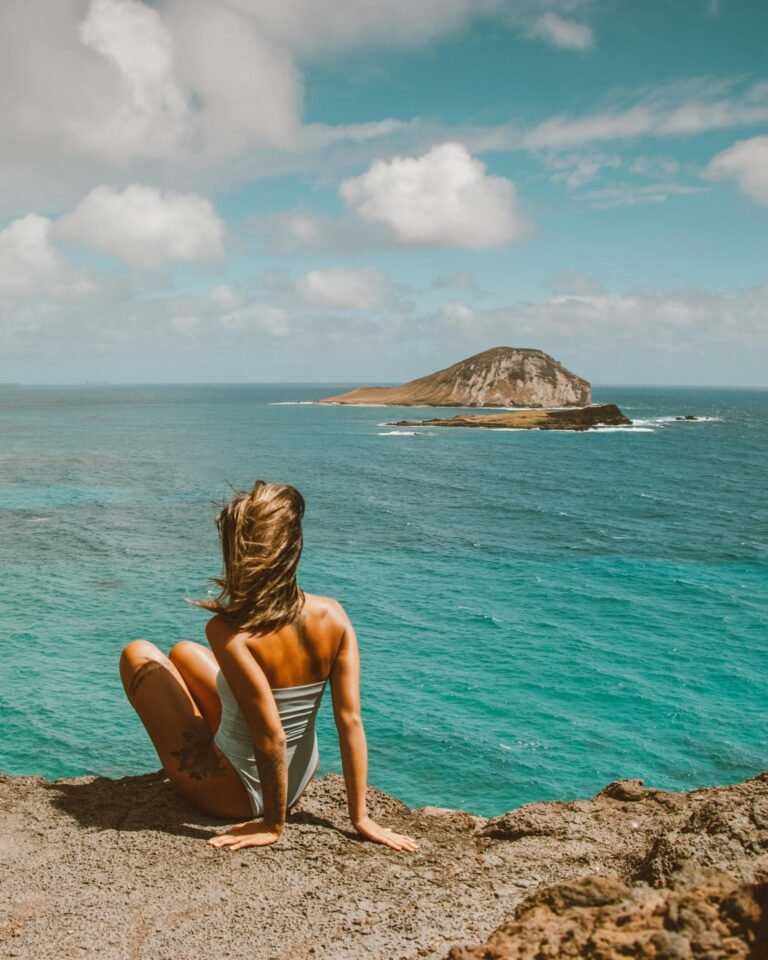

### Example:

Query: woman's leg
xmin=119 ymin=640 xmax=251 ymax=820
xmin=168 ymin=640 xmax=222 ymax=734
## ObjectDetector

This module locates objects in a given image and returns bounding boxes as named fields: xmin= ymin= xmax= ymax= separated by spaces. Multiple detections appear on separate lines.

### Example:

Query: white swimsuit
xmin=213 ymin=671 xmax=327 ymax=816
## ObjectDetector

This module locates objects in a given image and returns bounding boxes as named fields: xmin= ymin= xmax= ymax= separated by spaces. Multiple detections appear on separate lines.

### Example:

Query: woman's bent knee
xmin=119 ymin=640 xmax=167 ymax=698
xmin=168 ymin=639 xmax=204 ymax=664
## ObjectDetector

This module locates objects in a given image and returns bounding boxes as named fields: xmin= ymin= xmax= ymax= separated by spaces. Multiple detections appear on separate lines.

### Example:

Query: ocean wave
xmin=378 ymin=430 xmax=419 ymax=436
xmin=268 ymin=401 xmax=317 ymax=405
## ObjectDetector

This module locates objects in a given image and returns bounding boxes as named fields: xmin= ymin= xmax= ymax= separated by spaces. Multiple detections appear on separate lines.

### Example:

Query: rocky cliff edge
xmin=1 ymin=770 xmax=767 ymax=959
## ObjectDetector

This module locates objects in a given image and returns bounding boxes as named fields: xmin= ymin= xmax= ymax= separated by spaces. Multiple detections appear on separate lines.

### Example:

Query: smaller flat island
xmin=391 ymin=403 xmax=632 ymax=432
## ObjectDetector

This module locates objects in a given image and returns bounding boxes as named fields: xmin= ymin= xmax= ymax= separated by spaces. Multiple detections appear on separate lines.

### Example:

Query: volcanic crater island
xmin=319 ymin=347 xmax=631 ymax=430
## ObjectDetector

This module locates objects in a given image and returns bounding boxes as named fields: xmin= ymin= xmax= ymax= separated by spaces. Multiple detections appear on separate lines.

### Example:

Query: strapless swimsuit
xmin=213 ymin=671 xmax=327 ymax=816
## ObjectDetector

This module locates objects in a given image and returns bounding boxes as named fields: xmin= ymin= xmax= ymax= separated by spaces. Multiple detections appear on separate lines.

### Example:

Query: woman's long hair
xmin=193 ymin=480 xmax=305 ymax=633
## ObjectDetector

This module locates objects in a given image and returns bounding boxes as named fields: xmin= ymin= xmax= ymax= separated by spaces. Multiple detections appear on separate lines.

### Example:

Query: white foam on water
xmin=268 ymin=401 xmax=316 ymax=405
xmin=632 ymin=415 xmax=723 ymax=426
xmin=378 ymin=430 xmax=418 ymax=436
xmin=595 ymin=426 xmax=655 ymax=433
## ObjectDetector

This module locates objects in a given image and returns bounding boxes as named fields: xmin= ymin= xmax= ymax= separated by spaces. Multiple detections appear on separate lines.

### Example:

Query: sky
xmin=1 ymin=0 xmax=767 ymax=386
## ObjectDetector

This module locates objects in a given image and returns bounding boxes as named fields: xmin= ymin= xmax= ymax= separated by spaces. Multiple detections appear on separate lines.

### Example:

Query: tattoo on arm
xmin=254 ymin=745 xmax=287 ymax=829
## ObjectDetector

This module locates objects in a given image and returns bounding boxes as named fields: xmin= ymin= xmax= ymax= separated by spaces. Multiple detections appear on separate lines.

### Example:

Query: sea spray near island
xmin=0 ymin=383 xmax=766 ymax=816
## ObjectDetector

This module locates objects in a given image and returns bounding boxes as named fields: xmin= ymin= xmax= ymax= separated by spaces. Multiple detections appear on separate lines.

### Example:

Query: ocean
xmin=1 ymin=384 xmax=766 ymax=817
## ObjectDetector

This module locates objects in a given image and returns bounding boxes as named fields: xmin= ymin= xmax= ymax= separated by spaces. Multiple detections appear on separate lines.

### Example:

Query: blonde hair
xmin=193 ymin=480 xmax=305 ymax=633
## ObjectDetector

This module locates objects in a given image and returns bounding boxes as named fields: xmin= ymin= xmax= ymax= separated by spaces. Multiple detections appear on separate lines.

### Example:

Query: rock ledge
xmin=2 ymin=771 xmax=767 ymax=959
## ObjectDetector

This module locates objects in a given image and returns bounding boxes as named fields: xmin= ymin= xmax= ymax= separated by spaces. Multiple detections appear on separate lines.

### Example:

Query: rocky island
xmin=393 ymin=403 xmax=631 ymax=432
xmin=319 ymin=347 xmax=592 ymax=408
xmin=2 ymin=770 xmax=767 ymax=958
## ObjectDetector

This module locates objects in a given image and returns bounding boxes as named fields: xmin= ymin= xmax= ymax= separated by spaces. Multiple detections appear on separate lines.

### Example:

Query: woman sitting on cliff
xmin=120 ymin=480 xmax=417 ymax=852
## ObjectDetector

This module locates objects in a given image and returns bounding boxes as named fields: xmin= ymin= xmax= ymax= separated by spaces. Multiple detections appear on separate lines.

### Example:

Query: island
xmin=392 ymin=403 xmax=632 ymax=431
xmin=319 ymin=346 xmax=592 ymax=408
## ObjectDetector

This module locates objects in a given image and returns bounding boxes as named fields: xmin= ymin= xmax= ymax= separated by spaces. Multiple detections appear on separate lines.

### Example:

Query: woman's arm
xmin=206 ymin=616 xmax=287 ymax=845
xmin=329 ymin=604 xmax=418 ymax=852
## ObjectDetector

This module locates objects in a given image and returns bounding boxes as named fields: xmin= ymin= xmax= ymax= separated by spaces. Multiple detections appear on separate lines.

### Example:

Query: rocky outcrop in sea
xmin=2 ymin=770 xmax=766 ymax=958
xmin=392 ymin=403 xmax=631 ymax=431
xmin=319 ymin=347 xmax=592 ymax=408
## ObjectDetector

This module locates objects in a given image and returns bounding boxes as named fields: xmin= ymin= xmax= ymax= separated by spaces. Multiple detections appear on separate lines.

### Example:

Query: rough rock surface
xmin=392 ymin=403 xmax=631 ymax=431
xmin=318 ymin=347 xmax=591 ymax=408
xmin=2 ymin=771 xmax=768 ymax=959
xmin=447 ymin=871 xmax=768 ymax=959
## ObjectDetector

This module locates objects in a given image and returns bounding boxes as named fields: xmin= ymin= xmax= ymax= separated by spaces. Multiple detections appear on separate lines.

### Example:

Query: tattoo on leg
xmin=170 ymin=725 xmax=226 ymax=781
xmin=129 ymin=660 xmax=165 ymax=700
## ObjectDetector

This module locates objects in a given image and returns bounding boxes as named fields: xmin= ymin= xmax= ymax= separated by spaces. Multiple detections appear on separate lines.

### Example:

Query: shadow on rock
xmin=45 ymin=771 xmax=217 ymax=839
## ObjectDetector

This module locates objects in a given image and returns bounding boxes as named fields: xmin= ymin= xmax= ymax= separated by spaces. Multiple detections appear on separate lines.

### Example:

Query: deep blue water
xmin=0 ymin=384 xmax=766 ymax=816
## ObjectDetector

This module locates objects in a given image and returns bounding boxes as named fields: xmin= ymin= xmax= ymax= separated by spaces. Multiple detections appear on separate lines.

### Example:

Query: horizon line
xmin=2 ymin=381 xmax=767 ymax=390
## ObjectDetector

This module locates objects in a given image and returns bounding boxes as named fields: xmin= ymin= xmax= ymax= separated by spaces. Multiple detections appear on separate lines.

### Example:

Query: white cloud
xmin=296 ymin=267 xmax=392 ymax=310
xmin=165 ymin=0 xmax=303 ymax=155
xmin=576 ymin=181 xmax=709 ymax=208
xmin=522 ymin=80 xmax=768 ymax=151
xmin=545 ymin=151 xmax=622 ymax=188
xmin=629 ymin=155 xmax=680 ymax=177
xmin=0 ymin=0 xmax=587 ymax=208
xmin=436 ymin=284 xmax=768 ymax=344
xmin=0 ymin=213 xmax=128 ymax=304
xmin=0 ymin=215 xmax=65 ymax=298
xmin=340 ymin=142 xmax=530 ymax=248
xmin=78 ymin=0 xmax=189 ymax=158
xmin=524 ymin=108 xmax=654 ymax=150
xmin=223 ymin=0 xmax=505 ymax=56
xmin=532 ymin=13 xmax=594 ymax=51
xmin=56 ymin=185 xmax=226 ymax=267
xmin=708 ymin=136 xmax=768 ymax=207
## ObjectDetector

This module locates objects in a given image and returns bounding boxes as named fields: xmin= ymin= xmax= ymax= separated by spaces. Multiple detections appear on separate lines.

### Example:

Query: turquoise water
xmin=1 ymin=384 xmax=766 ymax=816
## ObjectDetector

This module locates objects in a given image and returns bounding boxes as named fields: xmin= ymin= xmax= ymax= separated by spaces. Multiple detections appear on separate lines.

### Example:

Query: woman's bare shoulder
xmin=205 ymin=614 xmax=246 ymax=648
xmin=302 ymin=593 xmax=351 ymax=628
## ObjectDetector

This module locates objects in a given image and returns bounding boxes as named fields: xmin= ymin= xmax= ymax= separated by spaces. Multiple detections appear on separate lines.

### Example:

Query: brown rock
xmin=3 ymin=770 xmax=768 ymax=958
xmin=446 ymin=871 xmax=768 ymax=959
xmin=392 ymin=403 xmax=631 ymax=431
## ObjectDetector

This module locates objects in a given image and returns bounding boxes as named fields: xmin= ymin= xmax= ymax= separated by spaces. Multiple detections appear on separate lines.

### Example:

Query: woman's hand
xmin=354 ymin=815 xmax=419 ymax=852
xmin=207 ymin=820 xmax=282 ymax=851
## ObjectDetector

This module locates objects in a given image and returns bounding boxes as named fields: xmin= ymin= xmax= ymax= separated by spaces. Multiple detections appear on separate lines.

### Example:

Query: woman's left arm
xmin=206 ymin=617 xmax=287 ymax=847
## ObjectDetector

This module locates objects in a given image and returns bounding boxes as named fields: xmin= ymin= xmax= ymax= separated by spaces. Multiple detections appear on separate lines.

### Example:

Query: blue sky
xmin=1 ymin=0 xmax=766 ymax=385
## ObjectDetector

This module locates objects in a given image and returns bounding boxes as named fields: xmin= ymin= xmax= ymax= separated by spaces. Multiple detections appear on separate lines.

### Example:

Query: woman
xmin=119 ymin=480 xmax=417 ymax=853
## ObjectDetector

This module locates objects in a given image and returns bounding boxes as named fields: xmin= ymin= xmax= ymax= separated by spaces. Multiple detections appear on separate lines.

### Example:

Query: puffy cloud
xmin=0 ymin=215 xmax=65 ymax=298
xmin=708 ymin=136 xmax=768 ymax=207
xmin=164 ymin=0 xmax=302 ymax=154
xmin=0 ymin=212 xmax=130 ymax=303
xmin=532 ymin=13 xmax=594 ymax=51
xmin=56 ymin=184 xmax=226 ymax=266
xmin=0 ymin=0 xmax=591 ymax=207
xmin=340 ymin=142 xmax=530 ymax=248
xmin=78 ymin=0 xmax=189 ymax=158
xmin=296 ymin=267 xmax=392 ymax=310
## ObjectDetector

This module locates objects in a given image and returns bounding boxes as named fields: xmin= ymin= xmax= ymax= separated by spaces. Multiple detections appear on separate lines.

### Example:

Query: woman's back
xmin=207 ymin=592 xmax=344 ymax=690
